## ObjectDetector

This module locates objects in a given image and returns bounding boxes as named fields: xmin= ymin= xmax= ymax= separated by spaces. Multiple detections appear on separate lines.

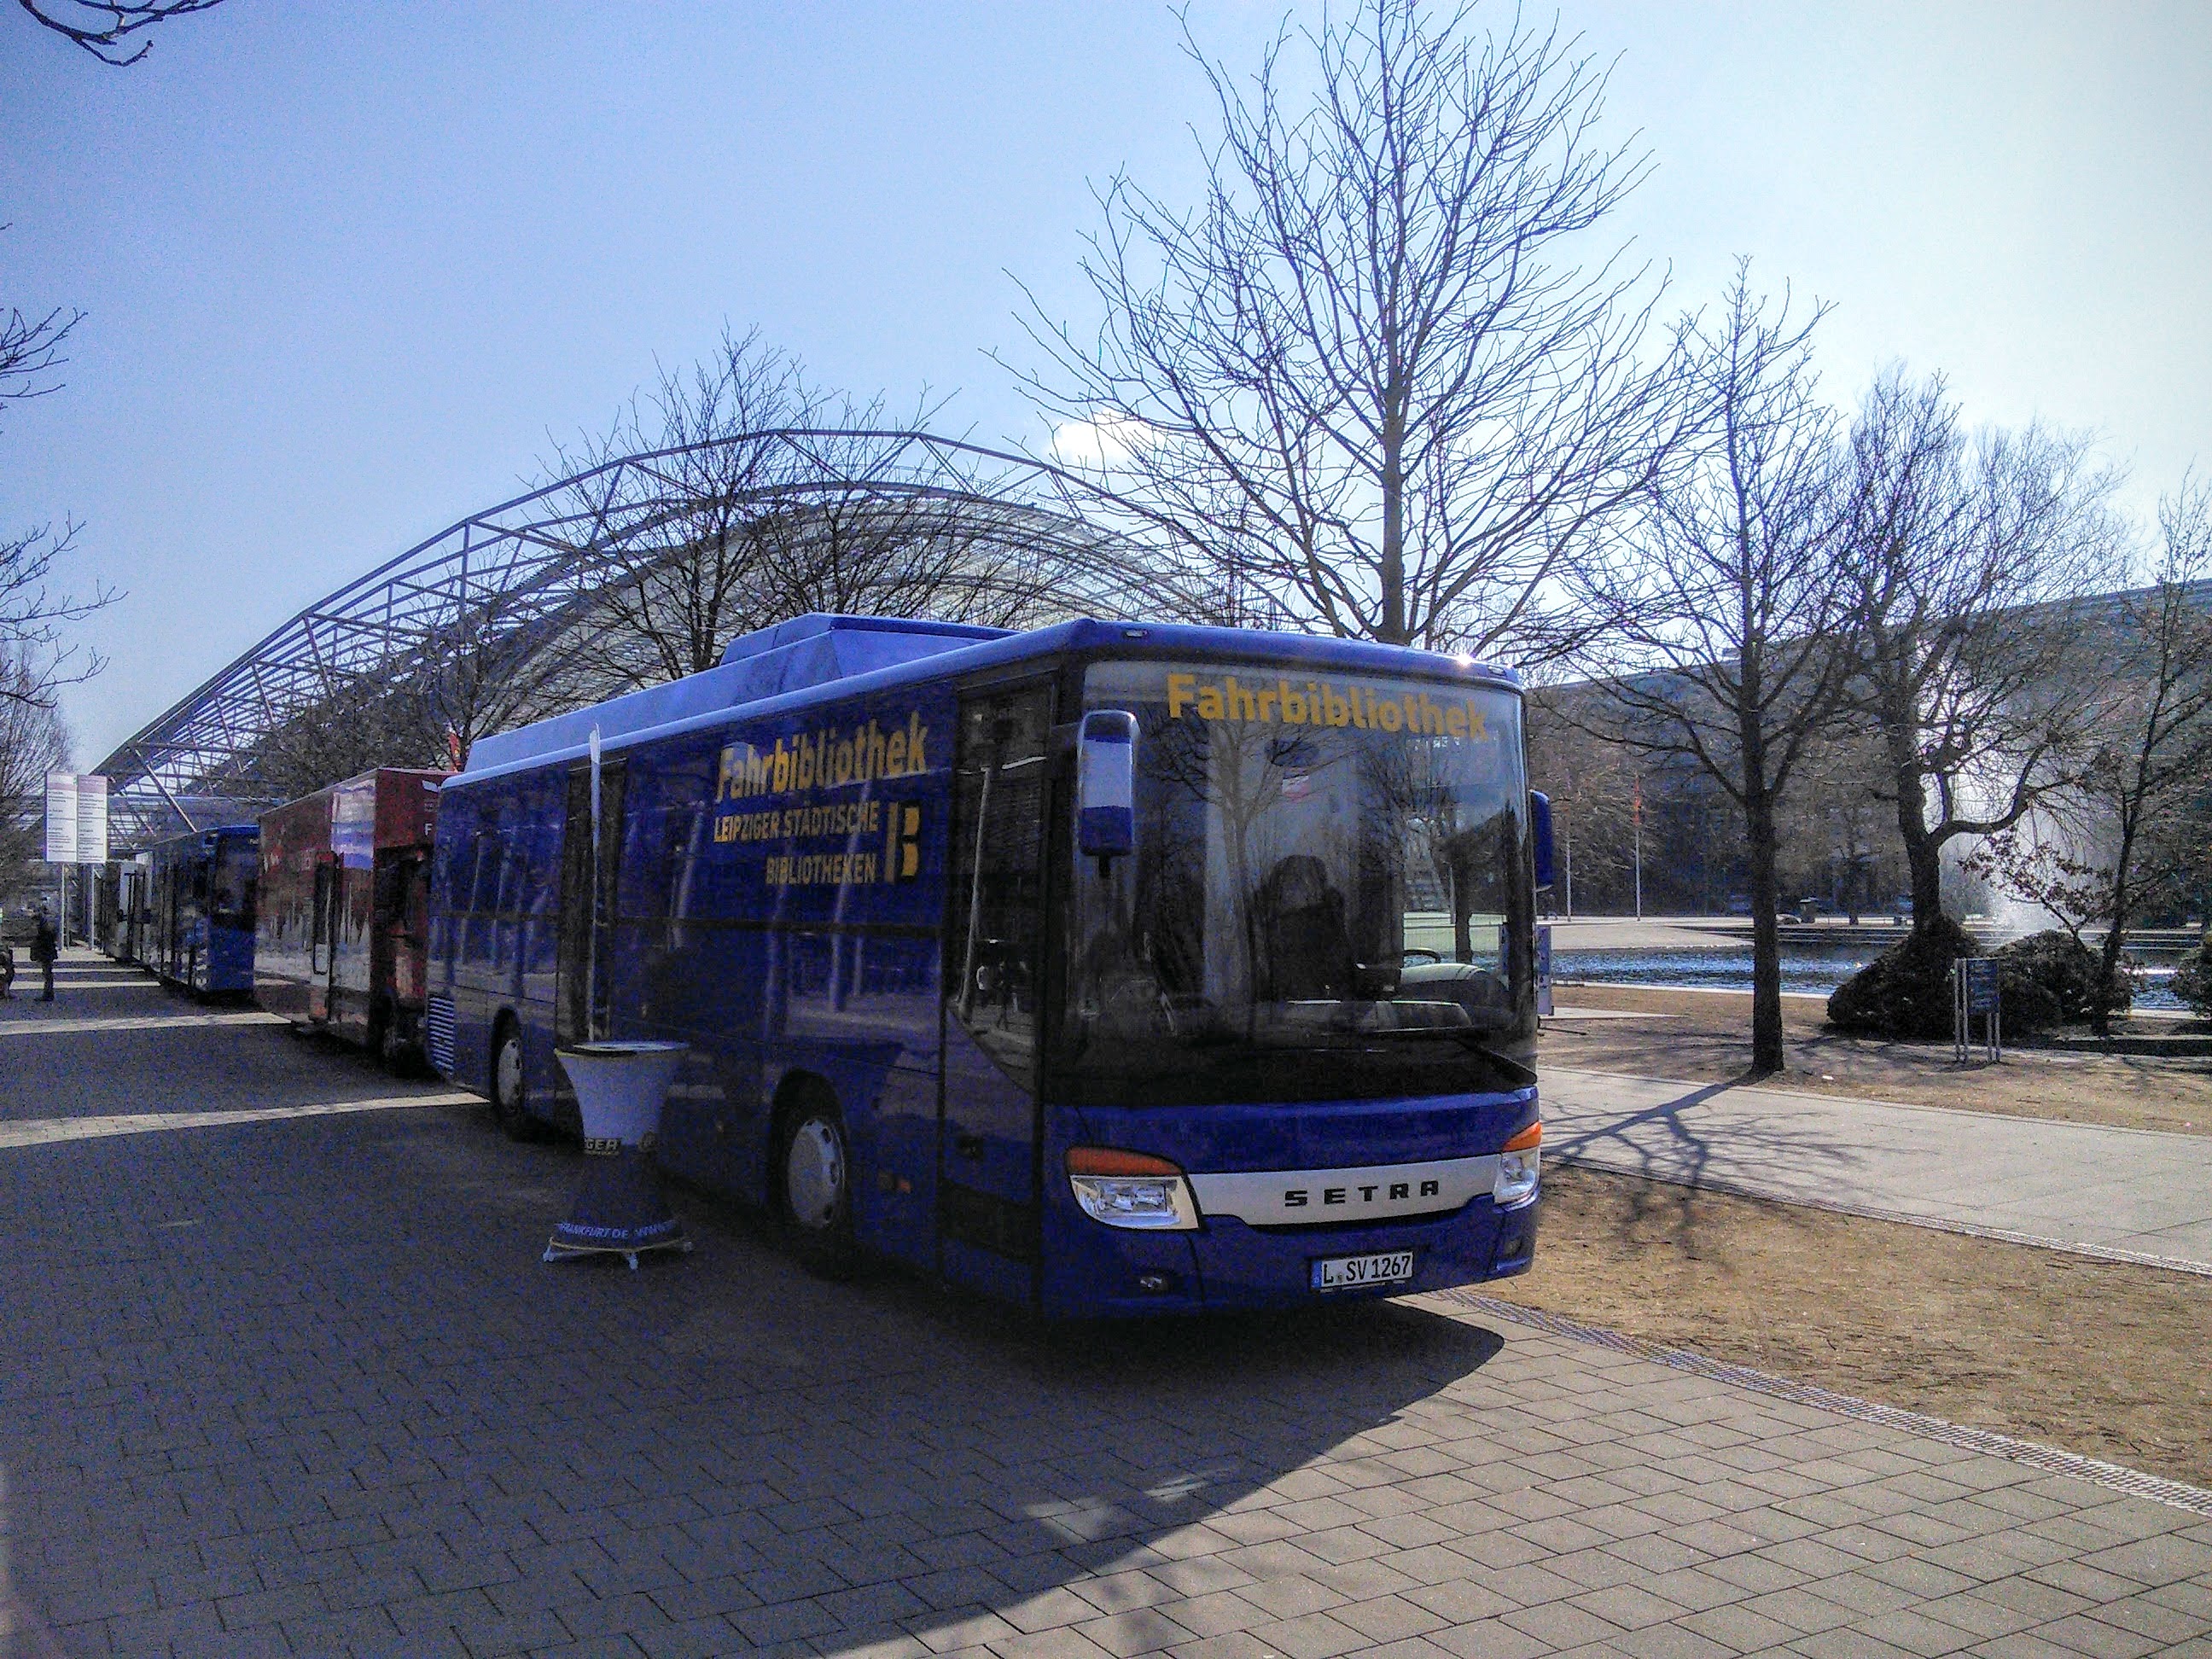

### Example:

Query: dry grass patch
xmin=1492 ymin=1162 xmax=2212 ymax=1488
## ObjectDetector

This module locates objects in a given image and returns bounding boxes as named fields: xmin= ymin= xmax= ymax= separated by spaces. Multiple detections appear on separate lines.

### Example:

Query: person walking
xmin=31 ymin=907 xmax=58 ymax=1002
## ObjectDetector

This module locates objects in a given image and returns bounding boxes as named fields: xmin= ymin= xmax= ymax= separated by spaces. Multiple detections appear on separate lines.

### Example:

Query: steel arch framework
xmin=92 ymin=429 xmax=1161 ymax=848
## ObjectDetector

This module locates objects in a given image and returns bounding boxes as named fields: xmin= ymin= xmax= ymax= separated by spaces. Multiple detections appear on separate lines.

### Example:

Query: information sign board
xmin=44 ymin=772 xmax=76 ymax=864
xmin=1964 ymin=957 xmax=2000 ymax=1015
xmin=1953 ymin=955 xmax=2001 ymax=1061
xmin=42 ymin=773 xmax=108 ymax=864
xmin=75 ymin=774 xmax=108 ymax=864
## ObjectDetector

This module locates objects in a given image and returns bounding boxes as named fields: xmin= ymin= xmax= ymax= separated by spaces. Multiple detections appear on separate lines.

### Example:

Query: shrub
xmin=1828 ymin=922 xmax=2133 ymax=1037
xmin=1826 ymin=915 xmax=1976 ymax=1039
xmin=2172 ymin=935 xmax=2212 ymax=1019
xmin=1990 ymin=930 xmax=2129 ymax=1031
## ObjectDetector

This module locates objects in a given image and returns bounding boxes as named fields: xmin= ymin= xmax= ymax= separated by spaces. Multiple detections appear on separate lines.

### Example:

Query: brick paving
xmin=3 ymin=952 xmax=2209 ymax=1658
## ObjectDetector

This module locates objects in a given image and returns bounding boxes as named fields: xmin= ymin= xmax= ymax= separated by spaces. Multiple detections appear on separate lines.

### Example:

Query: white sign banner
xmin=44 ymin=772 xmax=77 ymax=864
xmin=42 ymin=773 xmax=109 ymax=864
xmin=74 ymin=774 xmax=108 ymax=864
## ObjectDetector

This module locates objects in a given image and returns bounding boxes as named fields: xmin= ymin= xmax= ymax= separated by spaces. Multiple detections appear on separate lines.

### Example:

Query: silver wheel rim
xmin=784 ymin=1117 xmax=845 ymax=1231
xmin=496 ymin=1039 xmax=522 ymax=1115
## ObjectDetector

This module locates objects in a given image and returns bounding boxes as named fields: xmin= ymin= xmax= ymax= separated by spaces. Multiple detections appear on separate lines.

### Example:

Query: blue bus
xmin=143 ymin=825 xmax=259 ymax=996
xmin=426 ymin=614 xmax=1549 ymax=1316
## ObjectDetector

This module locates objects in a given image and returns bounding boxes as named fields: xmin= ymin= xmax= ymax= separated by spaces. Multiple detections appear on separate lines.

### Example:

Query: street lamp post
xmin=1562 ymin=817 xmax=1574 ymax=920
xmin=1632 ymin=776 xmax=1644 ymax=922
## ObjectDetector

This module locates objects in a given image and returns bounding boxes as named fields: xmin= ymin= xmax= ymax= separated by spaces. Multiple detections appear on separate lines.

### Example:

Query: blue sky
xmin=3 ymin=1 xmax=2207 ymax=766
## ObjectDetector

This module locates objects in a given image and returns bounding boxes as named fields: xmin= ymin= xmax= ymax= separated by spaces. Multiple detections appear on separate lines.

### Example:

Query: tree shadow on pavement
xmin=1544 ymin=1074 xmax=1866 ymax=1214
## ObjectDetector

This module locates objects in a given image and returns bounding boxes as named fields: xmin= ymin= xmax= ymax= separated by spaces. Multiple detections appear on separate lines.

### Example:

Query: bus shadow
xmin=562 ymin=1185 xmax=1516 ymax=1655
xmin=0 ymin=1101 xmax=1518 ymax=1659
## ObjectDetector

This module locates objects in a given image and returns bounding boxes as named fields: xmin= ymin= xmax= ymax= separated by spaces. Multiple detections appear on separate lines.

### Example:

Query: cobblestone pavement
xmin=3 ymin=952 xmax=2209 ymax=1659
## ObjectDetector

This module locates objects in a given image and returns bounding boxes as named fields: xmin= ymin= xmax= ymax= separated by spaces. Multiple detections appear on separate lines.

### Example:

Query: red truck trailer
xmin=258 ymin=767 xmax=446 ymax=1065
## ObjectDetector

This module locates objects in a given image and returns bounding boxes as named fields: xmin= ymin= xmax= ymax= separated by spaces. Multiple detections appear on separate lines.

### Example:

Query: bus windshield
xmin=1062 ymin=659 xmax=1533 ymax=1098
xmin=211 ymin=837 xmax=257 ymax=928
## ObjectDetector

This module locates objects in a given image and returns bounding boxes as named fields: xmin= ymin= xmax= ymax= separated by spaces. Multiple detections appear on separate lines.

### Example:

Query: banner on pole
xmin=74 ymin=774 xmax=108 ymax=864
xmin=44 ymin=773 xmax=77 ymax=864
xmin=43 ymin=773 xmax=109 ymax=864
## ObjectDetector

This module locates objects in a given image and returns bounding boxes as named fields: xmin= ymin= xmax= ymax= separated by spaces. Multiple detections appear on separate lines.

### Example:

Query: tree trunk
xmin=2093 ymin=817 xmax=2139 ymax=1038
xmin=1744 ymin=781 xmax=1785 ymax=1075
xmin=1883 ymin=713 xmax=1946 ymax=934
xmin=1380 ymin=410 xmax=1407 ymax=643
xmin=1738 ymin=656 xmax=1785 ymax=1076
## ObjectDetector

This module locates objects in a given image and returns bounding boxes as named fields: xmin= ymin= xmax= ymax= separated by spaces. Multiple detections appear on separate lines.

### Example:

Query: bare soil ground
xmin=1493 ymin=1162 xmax=2212 ymax=1489
xmin=1543 ymin=981 xmax=2212 ymax=1136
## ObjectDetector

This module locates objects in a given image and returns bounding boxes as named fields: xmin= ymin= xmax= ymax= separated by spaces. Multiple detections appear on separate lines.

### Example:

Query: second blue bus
xmin=142 ymin=824 xmax=259 ymax=996
xmin=426 ymin=614 xmax=1549 ymax=1316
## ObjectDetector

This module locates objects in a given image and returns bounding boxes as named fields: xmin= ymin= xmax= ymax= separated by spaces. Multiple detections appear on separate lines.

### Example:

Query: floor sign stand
xmin=545 ymin=1040 xmax=692 ymax=1269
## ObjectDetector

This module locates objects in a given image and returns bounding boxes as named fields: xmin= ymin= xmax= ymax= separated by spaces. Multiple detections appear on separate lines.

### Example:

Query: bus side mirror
xmin=1076 ymin=710 xmax=1138 ymax=864
xmin=1529 ymin=790 xmax=1555 ymax=890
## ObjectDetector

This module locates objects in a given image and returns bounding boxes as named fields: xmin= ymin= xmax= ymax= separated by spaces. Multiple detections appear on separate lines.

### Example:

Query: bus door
xmin=939 ymin=684 xmax=1056 ymax=1304
xmin=310 ymin=861 xmax=335 ymax=1018
xmin=556 ymin=757 xmax=627 ymax=1051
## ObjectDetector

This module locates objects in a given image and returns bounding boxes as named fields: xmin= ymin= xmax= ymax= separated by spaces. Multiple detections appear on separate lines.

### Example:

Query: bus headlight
xmin=1067 ymin=1147 xmax=1201 ymax=1231
xmin=1494 ymin=1122 xmax=1541 ymax=1210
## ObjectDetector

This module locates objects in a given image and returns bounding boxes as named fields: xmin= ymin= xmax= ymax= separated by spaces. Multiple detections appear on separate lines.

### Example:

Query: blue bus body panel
xmin=200 ymin=921 xmax=256 ymax=995
xmin=431 ymin=668 xmax=957 ymax=1196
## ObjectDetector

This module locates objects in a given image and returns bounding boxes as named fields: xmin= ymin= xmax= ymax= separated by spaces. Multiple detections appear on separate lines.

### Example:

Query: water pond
xmin=1549 ymin=942 xmax=2187 ymax=1012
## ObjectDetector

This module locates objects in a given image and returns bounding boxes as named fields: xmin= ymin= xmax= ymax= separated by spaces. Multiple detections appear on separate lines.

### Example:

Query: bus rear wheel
xmin=491 ymin=1022 xmax=538 ymax=1141
xmin=778 ymin=1092 xmax=856 ymax=1278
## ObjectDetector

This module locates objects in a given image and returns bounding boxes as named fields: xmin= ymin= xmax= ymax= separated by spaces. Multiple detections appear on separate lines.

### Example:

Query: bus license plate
xmin=1311 ymin=1250 xmax=1415 ymax=1292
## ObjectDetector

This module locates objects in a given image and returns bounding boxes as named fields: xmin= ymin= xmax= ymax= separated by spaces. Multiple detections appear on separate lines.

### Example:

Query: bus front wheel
xmin=777 ymin=1091 xmax=856 ymax=1278
xmin=491 ymin=1021 xmax=538 ymax=1141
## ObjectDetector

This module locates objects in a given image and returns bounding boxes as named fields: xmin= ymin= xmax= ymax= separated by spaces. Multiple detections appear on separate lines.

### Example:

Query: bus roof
xmin=143 ymin=823 xmax=259 ymax=855
xmin=455 ymin=614 xmax=1522 ymax=788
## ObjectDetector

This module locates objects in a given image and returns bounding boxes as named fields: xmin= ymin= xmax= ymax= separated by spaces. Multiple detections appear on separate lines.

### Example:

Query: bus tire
xmin=777 ymin=1086 xmax=856 ymax=1278
xmin=490 ymin=1018 xmax=538 ymax=1141
xmin=376 ymin=1011 xmax=412 ymax=1076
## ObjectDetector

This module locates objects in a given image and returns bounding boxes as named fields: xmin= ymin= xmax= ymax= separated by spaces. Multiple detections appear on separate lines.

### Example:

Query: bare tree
xmin=1010 ymin=0 xmax=1693 ymax=659
xmin=1575 ymin=265 xmax=1849 ymax=1074
xmin=238 ymin=669 xmax=446 ymax=804
xmin=1838 ymin=371 xmax=2126 ymax=936
xmin=1522 ymin=679 xmax=1638 ymax=913
xmin=2 ymin=292 xmax=79 ymax=407
xmin=1771 ymin=731 xmax=1907 ymax=921
xmin=733 ymin=431 xmax=1091 ymax=634
xmin=1964 ymin=477 xmax=2212 ymax=1031
xmin=547 ymin=332 xmax=1100 ymax=691
xmin=2 ymin=255 xmax=115 ymax=705
xmin=416 ymin=576 xmax=591 ymax=771
xmin=555 ymin=329 xmax=835 ymax=688
xmin=0 ymin=649 xmax=70 ymax=895
xmin=17 ymin=0 xmax=224 ymax=64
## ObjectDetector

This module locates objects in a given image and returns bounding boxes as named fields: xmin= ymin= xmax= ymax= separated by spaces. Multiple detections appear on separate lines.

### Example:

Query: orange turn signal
xmin=1066 ymin=1146 xmax=1184 ymax=1178
xmin=1502 ymin=1122 xmax=1543 ymax=1153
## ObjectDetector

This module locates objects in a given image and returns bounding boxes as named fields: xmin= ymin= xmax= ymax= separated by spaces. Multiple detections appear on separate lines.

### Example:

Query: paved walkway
xmin=1541 ymin=1065 xmax=2212 ymax=1272
xmin=3 ymin=952 xmax=2210 ymax=1659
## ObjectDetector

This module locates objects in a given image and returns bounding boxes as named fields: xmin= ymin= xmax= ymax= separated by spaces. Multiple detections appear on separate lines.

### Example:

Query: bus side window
xmin=522 ymin=773 xmax=565 ymax=981
xmin=948 ymin=687 xmax=1055 ymax=1072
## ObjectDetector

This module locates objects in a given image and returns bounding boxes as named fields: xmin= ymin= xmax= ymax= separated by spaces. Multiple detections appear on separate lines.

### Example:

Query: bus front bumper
xmin=1039 ymin=1191 xmax=1537 ymax=1319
